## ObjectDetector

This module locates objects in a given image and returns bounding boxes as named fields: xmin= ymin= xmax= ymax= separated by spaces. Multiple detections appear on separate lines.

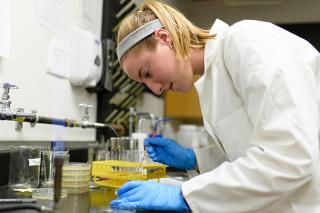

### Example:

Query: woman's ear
xmin=154 ymin=28 xmax=172 ymax=46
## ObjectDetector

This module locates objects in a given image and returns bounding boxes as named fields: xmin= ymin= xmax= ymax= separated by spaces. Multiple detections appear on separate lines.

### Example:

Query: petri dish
xmin=62 ymin=163 xmax=91 ymax=177
xmin=63 ymin=163 xmax=91 ymax=171
xmin=62 ymin=175 xmax=91 ymax=182
xmin=32 ymin=188 xmax=68 ymax=200
xmin=63 ymin=186 xmax=89 ymax=194
xmin=62 ymin=181 xmax=90 ymax=188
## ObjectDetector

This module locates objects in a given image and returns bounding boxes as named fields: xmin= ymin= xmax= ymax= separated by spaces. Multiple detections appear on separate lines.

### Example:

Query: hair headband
xmin=116 ymin=19 xmax=163 ymax=60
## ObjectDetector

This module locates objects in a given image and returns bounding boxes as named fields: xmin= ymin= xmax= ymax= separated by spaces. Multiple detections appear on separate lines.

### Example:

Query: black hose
xmin=1 ymin=113 xmax=122 ymax=134
xmin=0 ymin=204 xmax=52 ymax=212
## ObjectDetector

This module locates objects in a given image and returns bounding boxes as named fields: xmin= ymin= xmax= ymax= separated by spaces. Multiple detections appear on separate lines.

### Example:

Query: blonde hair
xmin=117 ymin=0 xmax=215 ymax=62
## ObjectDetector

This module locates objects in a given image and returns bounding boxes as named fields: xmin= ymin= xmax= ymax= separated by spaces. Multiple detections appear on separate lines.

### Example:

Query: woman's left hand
xmin=110 ymin=181 xmax=190 ymax=212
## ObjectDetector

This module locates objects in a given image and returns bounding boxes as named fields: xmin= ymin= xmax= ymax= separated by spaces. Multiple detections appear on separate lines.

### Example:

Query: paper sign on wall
xmin=35 ymin=0 xmax=66 ymax=36
xmin=79 ymin=0 xmax=101 ymax=35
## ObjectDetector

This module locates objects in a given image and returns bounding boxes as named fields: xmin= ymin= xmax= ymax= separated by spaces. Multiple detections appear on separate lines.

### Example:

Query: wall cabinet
xmin=164 ymin=86 xmax=202 ymax=122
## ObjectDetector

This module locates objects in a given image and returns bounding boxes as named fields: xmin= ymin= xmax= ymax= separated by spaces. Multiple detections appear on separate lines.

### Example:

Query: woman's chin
xmin=178 ymin=86 xmax=192 ymax=93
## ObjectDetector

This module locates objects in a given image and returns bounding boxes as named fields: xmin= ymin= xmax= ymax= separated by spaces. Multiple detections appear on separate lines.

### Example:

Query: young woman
xmin=111 ymin=1 xmax=320 ymax=212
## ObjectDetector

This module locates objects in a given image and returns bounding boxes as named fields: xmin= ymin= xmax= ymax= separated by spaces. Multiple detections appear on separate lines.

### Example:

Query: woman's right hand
xmin=144 ymin=136 xmax=196 ymax=170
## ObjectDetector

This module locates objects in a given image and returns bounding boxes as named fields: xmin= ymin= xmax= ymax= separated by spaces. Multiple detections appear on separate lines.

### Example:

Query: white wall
xmin=0 ymin=0 xmax=102 ymax=142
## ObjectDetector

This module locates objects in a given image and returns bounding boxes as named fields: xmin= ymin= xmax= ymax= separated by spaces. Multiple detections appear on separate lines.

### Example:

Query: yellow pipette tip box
xmin=91 ymin=160 xmax=167 ymax=188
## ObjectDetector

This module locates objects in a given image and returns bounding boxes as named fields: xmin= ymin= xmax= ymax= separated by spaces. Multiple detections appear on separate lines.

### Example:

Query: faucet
xmin=0 ymin=83 xmax=37 ymax=130
xmin=136 ymin=112 xmax=155 ymax=134
xmin=79 ymin=103 xmax=109 ymax=128
xmin=79 ymin=103 xmax=93 ymax=123
xmin=79 ymin=103 xmax=98 ymax=128
xmin=0 ymin=83 xmax=18 ymax=112
xmin=128 ymin=108 xmax=160 ymax=135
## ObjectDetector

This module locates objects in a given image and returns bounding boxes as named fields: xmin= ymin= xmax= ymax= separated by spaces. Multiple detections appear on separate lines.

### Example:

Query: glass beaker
xmin=9 ymin=146 xmax=41 ymax=189
xmin=131 ymin=133 xmax=148 ymax=163
xmin=40 ymin=150 xmax=69 ymax=188
xmin=40 ymin=150 xmax=54 ymax=187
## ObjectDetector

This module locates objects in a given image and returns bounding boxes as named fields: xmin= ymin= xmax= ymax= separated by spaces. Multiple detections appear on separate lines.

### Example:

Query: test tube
xmin=110 ymin=137 xmax=118 ymax=160
xmin=118 ymin=138 xmax=124 ymax=161
xmin=105 ymin=139 xmax=111 ymax=160
xmin=132 ymin=138 xmax=140 ymax=163
xmin=121 ymin=137 xmax=131 ymax=162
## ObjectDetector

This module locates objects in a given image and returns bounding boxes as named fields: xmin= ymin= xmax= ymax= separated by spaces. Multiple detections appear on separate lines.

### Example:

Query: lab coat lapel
xmin=196 ymin=19 xmax=229 ymax=124
xmin=194 ymin=19 xmax=230 ymax=158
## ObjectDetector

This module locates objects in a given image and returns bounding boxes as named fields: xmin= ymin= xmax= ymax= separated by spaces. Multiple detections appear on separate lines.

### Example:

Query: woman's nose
xmin=145 ymin=81 xmax=163 ymax=95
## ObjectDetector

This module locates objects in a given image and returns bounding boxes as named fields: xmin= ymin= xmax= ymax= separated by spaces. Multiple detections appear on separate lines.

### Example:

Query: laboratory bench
xmin=0 ymin=169 xmax=189 ymax=213
xmin=0 ymin=186 xmax=115 ymax=213
xmin=0 ymin=186 xmax=173 ymax=213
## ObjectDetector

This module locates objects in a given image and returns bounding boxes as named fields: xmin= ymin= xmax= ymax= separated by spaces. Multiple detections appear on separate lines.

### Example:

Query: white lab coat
xmin=181 ymin=19 xmax=320 ymax=213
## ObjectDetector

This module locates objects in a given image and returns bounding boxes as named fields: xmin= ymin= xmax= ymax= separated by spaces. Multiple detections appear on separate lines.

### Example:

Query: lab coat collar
xmin=194 ymin=19 xmax=229 ymax=89
xmin=204 ymin=19 xmax=229 ymax=73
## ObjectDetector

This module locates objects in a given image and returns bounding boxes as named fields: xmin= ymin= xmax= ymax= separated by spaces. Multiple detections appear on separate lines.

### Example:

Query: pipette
xmin=135 ymin=117 xmax=172 ymax=172
xmin=135 ymin=122 xmax=158 ymax=172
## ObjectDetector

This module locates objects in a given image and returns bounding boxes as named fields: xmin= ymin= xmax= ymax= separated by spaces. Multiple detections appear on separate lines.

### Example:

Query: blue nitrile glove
xmin=110 ymin=181 xmax=190 ymax=212
xmin=144 ymin=136 xmax=196 ymax=170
